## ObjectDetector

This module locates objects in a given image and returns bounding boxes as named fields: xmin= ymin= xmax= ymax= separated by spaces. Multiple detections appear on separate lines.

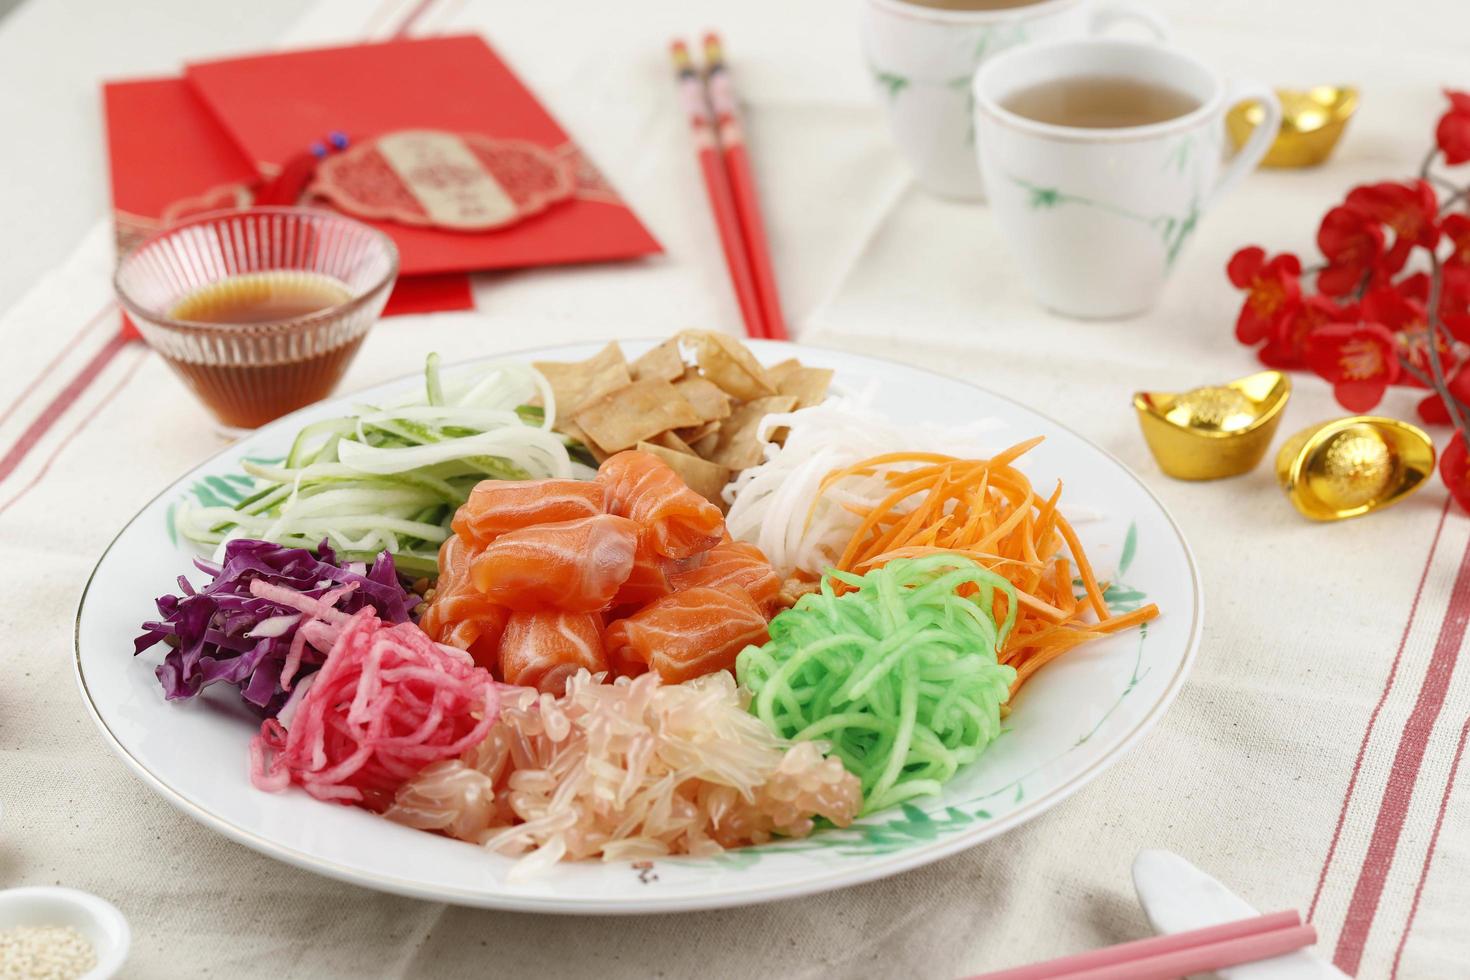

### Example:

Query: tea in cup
xmin=972 ymin=38 xmax=1280 ymax=317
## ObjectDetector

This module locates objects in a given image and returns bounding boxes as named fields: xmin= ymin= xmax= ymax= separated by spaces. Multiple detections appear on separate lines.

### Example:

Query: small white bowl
xmin=0 ymin=887 xmax=130 ymax=979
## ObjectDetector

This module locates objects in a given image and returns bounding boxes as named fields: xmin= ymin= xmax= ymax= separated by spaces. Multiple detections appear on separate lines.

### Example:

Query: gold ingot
xmin=1275 ymin=416 xmax=1435 ymax=521
xmin=1227 ymin=86 xmax=1359 ymax=169
xmin=1134 ymin=371 xmax=1290 ymax=480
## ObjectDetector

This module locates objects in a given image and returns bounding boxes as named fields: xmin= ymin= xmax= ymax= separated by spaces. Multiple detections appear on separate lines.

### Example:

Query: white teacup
xmin=972 ymin=38 xmax=1281 ymax=318
xmin=860 ymin=0 xmax=1168 ymax=200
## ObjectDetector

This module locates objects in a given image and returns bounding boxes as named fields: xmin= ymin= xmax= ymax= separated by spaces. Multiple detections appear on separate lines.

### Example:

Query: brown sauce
xmin=162 ymin=337 xmax=366 ymax=430
xmin=163 ymin=271 xmax=362 ymax=430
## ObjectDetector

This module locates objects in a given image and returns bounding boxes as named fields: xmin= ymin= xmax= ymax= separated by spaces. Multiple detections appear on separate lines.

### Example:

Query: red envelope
xmin=103 ymin=77 xmax=258 ymax=258
xmin=185 ymin=35 xmax=662 ymax=277
xmin=102 ymin=76 xmax=474 ymax=317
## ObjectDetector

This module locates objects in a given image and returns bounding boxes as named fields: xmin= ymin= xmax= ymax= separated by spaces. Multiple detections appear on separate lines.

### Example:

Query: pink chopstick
xmin=702 ymin=33 xmax=789 ymax=342
xmin=966 ymin=911 xmax=1315 ymax=980
xmin=670 ymin=39 xmax=767 ymax=340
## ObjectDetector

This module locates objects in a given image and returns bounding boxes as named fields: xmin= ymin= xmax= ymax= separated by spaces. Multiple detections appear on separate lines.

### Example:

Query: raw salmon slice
xmin=439 ymin=615 xmax=508 ymax=672
xmin=611 ymin=536 xmax=674 ymax=609
xmin=669 ymin=539 xmax=780 ymax=611
xmin=597 ymin=450 xmax=724 ymax=560
xmin=420 ymin=536 xmax=508 ymax=670
xmin=604 ymin=586 xmax=770 ymax=683
xmin=498 ymin=610 xmax=607 ymax=695
xmin=470 ymin=513 xmax=639 ymax=612
xmin=450 ymin=479 xmax=605 ymax=548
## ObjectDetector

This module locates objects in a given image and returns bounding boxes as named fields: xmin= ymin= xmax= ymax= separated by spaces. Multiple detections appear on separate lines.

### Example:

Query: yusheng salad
xmin=134 ymin=331 xmax=1158 ymax=877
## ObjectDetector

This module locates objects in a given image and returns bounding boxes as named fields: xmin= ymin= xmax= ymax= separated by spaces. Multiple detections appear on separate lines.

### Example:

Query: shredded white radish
xmin=724 ymin=395 xmax=1005 ymax=578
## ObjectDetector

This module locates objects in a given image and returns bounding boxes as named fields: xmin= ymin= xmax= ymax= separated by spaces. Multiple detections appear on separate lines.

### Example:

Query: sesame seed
xmin=0 ymin=925 xmax=97 ymax=980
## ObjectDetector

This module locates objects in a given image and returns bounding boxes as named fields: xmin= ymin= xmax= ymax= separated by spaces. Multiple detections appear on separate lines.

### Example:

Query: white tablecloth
xmin=3 ymin=0 xmax=1469 ymax=976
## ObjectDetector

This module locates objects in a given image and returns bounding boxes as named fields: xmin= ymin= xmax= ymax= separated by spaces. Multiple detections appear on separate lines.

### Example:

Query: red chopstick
xmin=966 ymin=910 xmax=1316 ymax=980
xmin=670 ymin=40 xmax=767 ymax=340
xmin=702 ymin=33 xmax=789 ymax=341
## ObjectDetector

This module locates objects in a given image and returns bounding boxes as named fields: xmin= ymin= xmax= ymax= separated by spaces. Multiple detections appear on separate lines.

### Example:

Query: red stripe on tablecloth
xmin=0 ymin=301 xmax=115 ymax=429
xmin=1308 ymin=496 xmax=1451 ymax=922
xmin=0 ymin=344 xmax=147 ymax=518
xmin=0 ymin=331 xmax=134 ymax=486
xmin=1388 ymin=716 xmax=1470 ymax=979
xmin=1332 ymin=532 xmax=1470 ymax=975
xmin=391 ymin=0 xmax=437 ymax=36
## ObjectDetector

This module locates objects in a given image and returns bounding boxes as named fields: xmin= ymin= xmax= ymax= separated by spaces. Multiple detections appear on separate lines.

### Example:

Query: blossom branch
xmin=1422 ymin=146 xmax=1440 ymax=179
xmin=1399 ymin=355 xmax=1434 ymax=388
xmin=1425 ymin=248 xmax=1470 ymax=433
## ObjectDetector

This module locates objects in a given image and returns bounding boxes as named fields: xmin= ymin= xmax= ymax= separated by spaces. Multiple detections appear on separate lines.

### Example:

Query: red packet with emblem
xmin=183 ymin=35 xmax=661 ymax=277
xmin=102 ymin=76 xmax=474 ymax=317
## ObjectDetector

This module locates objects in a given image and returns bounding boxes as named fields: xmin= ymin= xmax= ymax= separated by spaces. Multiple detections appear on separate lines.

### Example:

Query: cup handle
xmin=1209 ymin=80 xmax=1281 ymax=208
xmin=1087 ymin=1 xmax=1170 ymax=40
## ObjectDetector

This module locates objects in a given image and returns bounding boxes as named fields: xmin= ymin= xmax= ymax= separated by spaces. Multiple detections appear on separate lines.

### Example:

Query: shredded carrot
xmin=822 ymin=440 xmax=1160 ymax=696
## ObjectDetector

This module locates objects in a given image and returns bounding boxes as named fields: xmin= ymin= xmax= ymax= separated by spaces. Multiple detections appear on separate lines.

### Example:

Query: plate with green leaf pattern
xmin=75 ymin=340 xmax=1201 ymax=913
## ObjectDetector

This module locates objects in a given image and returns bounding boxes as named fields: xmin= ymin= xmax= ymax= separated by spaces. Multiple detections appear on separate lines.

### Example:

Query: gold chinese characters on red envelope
xmin=314 ymin=130 xmax=575 ymax=232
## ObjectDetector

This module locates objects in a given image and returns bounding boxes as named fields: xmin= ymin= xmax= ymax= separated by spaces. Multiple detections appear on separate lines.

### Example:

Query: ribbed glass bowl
xmin=115 ymin=207 xmax=398 ymax=433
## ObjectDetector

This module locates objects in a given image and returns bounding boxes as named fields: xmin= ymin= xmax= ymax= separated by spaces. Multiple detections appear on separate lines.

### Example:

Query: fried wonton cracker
xmin=765 ymin=361 xmax=833 ymax=410
xmin=534 ymin=342 xmax=630 ymax=426
xmin=764 ymin=359 xmax=801 ymax=386
xmin=706 ymin=395 xmax=797 ymax=469
xmin=573 ymin=379 xmax=703 ymax=452
xmin=690 ymin=424 xmax=722 ymax=458
xmin=681 ymin=330 xmax=776 ymax=401
xmin=649 ymin=429 xmax=697 ymax=455
xmin=676 ymin=419 xmax=720 ymax=444
xmin=670 ymin=376 xmax=732 ymax=422
xmin=635 ymin=441 xmax=733 ymax=509
xmin=559 ymin=419 xmax=611 ymax=463
xmin=629 ymin=338 xmax=687 ymax=382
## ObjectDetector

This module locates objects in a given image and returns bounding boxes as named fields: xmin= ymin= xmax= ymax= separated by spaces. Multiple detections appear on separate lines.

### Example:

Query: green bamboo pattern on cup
xmin=869 ymin=24 xmax=1029 ymax=146
xmin=1004 ymin=132 xmax=1204 ymax=268
xmin=1009 ymin=176 xmax=1201 ymax=268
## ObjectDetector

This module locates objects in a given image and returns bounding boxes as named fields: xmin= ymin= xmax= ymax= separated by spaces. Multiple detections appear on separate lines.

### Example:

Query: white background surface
xmin=2 ymin=0 xmax=1469 ymax=977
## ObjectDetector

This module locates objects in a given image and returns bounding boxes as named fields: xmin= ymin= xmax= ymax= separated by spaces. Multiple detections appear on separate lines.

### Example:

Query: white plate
xmin=75 ymin=340 xmax=1202 ymax=914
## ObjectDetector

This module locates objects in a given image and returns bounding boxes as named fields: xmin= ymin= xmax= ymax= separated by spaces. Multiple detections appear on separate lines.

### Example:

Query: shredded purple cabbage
xmin=134 ymin=538 xmax=414 ymax=716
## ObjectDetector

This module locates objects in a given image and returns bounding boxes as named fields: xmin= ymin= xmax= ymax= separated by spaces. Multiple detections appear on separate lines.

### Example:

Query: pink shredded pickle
xmin=249 ymin=609 xmax=500 ymax=812
xmin=247 ymin=579 xmax=359 ymax=691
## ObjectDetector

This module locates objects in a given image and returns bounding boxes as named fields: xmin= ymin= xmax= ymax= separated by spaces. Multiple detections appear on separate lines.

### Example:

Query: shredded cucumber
xmin=174 ymin=355 xmax=594 ymax=574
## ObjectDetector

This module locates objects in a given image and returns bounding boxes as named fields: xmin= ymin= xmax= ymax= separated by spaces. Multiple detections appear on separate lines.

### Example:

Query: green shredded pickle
xmin=736 ymin=554 xmax=1018 ymax=814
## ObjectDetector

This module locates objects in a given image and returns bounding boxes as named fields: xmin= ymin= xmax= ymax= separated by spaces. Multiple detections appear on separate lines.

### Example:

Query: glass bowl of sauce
xmin=114 ymin=207 xmax=399 ymax=433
